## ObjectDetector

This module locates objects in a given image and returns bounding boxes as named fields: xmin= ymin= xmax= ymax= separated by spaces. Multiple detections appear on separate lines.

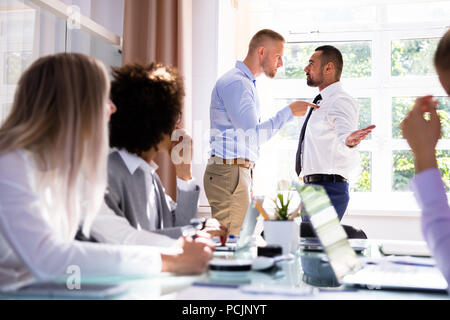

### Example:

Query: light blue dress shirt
xmin=209 ymin=61 xmax=293 ymax=162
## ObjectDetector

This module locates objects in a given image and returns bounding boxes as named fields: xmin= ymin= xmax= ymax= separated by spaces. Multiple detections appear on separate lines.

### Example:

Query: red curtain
xmin=122 ymin=0 xmax=192 ymax=199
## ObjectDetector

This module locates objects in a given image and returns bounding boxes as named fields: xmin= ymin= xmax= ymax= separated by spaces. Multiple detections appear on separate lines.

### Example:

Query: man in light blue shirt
xmin=204 ymin=29 xmax=317 ymax=235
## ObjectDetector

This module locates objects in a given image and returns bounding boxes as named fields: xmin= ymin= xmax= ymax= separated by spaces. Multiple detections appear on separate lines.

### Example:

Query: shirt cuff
xmin=176 ymin=177 xmax=197 ymax=192
xmin=410 ymin=168 xmax=447 ymax=210
xmin=283 ymin=105 xmax=295 ymax=122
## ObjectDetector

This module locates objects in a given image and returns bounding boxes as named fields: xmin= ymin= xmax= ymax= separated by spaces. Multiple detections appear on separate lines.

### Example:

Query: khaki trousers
xmin=203 ymin=161 xmax=253 ymax=236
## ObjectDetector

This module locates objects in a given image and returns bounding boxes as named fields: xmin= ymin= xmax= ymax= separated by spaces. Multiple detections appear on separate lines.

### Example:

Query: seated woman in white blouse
xmin=0 ymin=53 xmax=213 ymax=291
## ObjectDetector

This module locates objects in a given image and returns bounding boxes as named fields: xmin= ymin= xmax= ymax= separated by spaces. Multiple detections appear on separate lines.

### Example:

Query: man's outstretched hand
xmin=345 ymin=125 xmax=376 ymax=147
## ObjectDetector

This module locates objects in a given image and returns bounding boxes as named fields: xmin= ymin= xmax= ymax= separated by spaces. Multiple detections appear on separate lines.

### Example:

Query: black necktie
xmin=295 ymin=94 xmax=322 ymax=176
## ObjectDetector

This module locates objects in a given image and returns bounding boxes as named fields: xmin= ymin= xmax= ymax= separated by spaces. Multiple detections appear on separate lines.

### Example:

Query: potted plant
xmin=261 ymin=180 xmax=302 ymax=255
xmin=273 ymin=192 xmax=301 ymax=220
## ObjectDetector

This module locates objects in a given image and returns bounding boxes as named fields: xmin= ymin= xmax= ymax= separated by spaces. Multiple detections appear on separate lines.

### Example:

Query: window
xmin=5 ymin=51 xmax=32 ymax=84
xmin=220 ymin=0 xmax=450 ymax=214
xmin=0 ymin=0 xmax=122 ymax=124
xmin=391 ymin=38 xmax=439 ymax=77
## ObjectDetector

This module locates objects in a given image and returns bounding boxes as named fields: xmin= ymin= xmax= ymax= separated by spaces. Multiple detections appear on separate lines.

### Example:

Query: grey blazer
xmin=102 ymin=151 xmax=200 ymax=239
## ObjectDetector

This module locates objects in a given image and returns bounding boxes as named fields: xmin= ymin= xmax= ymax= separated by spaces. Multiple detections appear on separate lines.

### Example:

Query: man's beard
xmin=306 ymin=74 xmax=322 ymax=87
xmin=262 ymin=58 xmax=277 ymax=78
xmin=264 ymin=69 xmax=276 ymax=78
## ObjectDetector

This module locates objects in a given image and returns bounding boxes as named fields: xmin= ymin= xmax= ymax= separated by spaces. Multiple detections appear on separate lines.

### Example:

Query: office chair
xmin=300 ymin=222 xmax=367 ymax=239
xmin=75 ymin=229 xmax=98 ymax=242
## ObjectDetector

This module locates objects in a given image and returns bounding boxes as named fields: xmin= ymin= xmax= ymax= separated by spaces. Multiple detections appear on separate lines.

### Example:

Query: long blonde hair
xmin=0 ymin=53 xmax=110 ymax=239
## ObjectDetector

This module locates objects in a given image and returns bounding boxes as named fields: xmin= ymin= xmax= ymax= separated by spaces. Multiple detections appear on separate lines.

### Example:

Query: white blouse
xmin=0 ymin=150 xmax=162 ymax=292
xmin=89 ymin=149 xmax=194 ymax=248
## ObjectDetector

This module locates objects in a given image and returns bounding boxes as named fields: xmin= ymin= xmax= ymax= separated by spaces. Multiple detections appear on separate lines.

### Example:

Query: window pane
xmin=392 ymin=96 xmax=450 ymax=139
xmin=437 ymin=97 xmax=450 ymax=139
xmin=1 ymin=103 xmax=12 ymax=121
xmin=392 ymin=150 xmax=450 ymax=192
xmin=391 ymin=38 xmax=439 ymax=77
xmin=0 ymin=0 xmax=66 ymax=124
xmin=275 ymin=98 xmax=310 ymax=141
xmin=67 ymin=27 xmax=122 ymax=77
xmin=358 ymin=97 xmax=371 ymax=139
xmin=351 ymin=151 xmax=372 ymax=192
xmin=278 ymin=41 xmax=371 ymax=80
xmin=5 ymin=51 xmax=32 ymax=84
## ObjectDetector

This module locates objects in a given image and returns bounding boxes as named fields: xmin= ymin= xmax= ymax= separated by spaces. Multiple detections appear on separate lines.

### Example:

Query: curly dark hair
xmin=109 ymin=63 xmax=184 ymax=155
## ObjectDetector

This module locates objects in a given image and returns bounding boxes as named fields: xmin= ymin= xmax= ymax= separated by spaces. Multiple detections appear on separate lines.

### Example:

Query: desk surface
xmin=2 ymin=240 xmax=449 ymax=300
xmin=120 ymin=239 xmax=449 ymax=300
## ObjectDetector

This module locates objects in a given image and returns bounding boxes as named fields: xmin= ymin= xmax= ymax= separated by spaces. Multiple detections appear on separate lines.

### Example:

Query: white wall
xmin=341 ymin=215 xmax=424 ymax=241
xmin=192 ymin=0 xmax=220 ymax=208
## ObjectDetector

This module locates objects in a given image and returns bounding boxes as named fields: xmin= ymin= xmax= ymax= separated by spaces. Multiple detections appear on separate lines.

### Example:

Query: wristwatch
xmin=190 ymin=217 xmax=207 ymax=230
xmin=181 ymin=217 xmax=207 ymax=238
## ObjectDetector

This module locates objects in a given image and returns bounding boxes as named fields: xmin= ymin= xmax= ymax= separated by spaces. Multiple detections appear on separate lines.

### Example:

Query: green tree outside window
xmin=277 ymin=42 xmax=371 ymax=80
xmin=391 ymin=38 xmax=439 ymax=77
xmin=393 ymin=150 xmax=450 ymax=192
xmin=392 ymin=96 xmax=450 ymax=139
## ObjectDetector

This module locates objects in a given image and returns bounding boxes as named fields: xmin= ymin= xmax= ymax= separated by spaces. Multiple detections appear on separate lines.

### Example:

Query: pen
xmin=193 ymin=281 xmax=240 ymax=289
xmin=391 ymin=261 xmax=434 ymax=268
xmin=255 ymin=201 xmax=270 ymax=220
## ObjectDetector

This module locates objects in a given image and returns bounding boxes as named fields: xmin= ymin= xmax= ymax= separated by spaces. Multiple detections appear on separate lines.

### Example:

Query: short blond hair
xmin=248 ymin=29 xmax=285 ymax=53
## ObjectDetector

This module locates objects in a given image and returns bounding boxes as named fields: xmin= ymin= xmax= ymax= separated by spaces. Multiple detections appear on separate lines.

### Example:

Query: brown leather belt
xmin=210 ymin=156 xmax=255 ymax=169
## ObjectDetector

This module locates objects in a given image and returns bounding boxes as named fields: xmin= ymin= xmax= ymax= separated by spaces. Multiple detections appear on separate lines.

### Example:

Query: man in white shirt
xmin=295 ymin=45 xmax=375 ymax=219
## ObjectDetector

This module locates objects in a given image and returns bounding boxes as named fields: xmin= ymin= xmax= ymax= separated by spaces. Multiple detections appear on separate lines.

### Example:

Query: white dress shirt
xmin=301 ymin=81 xmax=360 ymax=180
xmin=0 ymin=150 xmax=163 ymax=291
xmin=90 ymin=149 xmax=196 ymax=247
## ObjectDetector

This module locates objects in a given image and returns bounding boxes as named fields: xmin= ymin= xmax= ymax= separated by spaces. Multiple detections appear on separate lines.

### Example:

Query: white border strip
xmin=27 ymin=0 xmax=122 ymax=49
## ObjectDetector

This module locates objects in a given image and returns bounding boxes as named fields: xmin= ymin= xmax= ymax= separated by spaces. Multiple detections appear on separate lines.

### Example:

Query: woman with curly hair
xmin=89 ymin=63 xmax=228 ymax=248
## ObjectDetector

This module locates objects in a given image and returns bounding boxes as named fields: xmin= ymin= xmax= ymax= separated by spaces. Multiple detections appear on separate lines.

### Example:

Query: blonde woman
xmin=0 ymin=53 xmax=213 ymax=292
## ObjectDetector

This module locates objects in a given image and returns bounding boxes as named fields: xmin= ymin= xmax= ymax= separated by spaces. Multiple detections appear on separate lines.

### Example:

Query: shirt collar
xmin=118 ymin=149 xmax=159 ymax=175
xmin=319 ymin=81 xmax=342 ymax=100
xmin=236 ymin=61 xmax=256 ymax=84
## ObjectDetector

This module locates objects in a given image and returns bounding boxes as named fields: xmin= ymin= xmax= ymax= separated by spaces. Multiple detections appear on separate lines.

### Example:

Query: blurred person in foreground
xmin=401 ymin=29 xmax=450 ymax=291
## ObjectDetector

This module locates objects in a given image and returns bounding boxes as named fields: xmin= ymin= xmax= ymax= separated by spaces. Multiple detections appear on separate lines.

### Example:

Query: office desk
xmin=117 ymin=240 xmax=449 ymax=300
xmin=1 ymin=240 xmax=448 ymax=300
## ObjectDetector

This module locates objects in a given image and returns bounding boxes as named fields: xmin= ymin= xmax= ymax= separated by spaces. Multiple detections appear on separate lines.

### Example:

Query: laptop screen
xmin=296 ymin=184 xmax=361 ymax=281
xmin=235 ymin=197 xmax=261 ymax=248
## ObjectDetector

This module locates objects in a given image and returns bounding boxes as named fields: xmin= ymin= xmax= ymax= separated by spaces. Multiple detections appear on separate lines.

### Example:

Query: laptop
xmin=215 ymin=197 xmax=260 ymax=252
xmin=297 ymin=183 xmax=449 ymax=293
xmin=300 ymin=237 xmax=369 ymax=253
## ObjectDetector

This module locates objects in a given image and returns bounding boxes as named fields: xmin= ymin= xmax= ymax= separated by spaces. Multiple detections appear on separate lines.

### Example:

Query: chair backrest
xmin=300 ymin=222 xmax=367 ymax=239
